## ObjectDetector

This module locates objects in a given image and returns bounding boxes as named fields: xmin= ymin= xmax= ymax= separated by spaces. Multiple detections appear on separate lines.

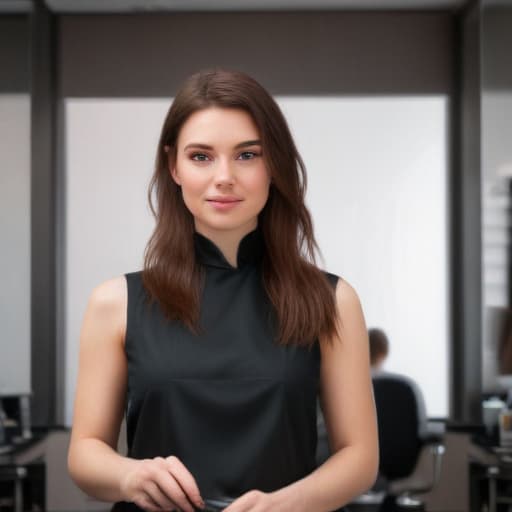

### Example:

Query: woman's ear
xmin=164 ymin=145 xmax=181 ymax=185
xmin=170 ymin=165 xmax=181 ymax=186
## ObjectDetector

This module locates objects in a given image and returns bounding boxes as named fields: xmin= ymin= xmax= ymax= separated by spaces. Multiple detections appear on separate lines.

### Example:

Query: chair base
xmin=396 ymin=495 xmax=424 ymax=510
xmin=376 ymin=495 xmax=425 ymax=512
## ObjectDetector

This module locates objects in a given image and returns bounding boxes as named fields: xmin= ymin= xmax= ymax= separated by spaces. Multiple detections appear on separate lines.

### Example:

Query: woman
xmin=68 ymin=68 xmax=378 ymax=512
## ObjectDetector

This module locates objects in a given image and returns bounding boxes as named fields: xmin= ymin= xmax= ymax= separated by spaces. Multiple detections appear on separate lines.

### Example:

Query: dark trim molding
xmin=0 ymin=15 xmax=31 ymax=93
xmin=30 ymin=0 xmax=58 ymax=426
xmin=450 ymin=0 xmax=482 ymax=423
xmin=450 ymin=10 xmax=463 ymax=422
xmin=58 ymin=11 xmax=454 ymax=97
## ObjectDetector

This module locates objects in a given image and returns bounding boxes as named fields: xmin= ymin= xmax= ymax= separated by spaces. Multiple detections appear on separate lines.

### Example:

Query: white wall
xmin=282 ymin=96 xmax=449 ymax=417
xmin=0 ymin=93 xmax=31 ymax=396
xmin=65 ymin=95 xmax=449 ymax=425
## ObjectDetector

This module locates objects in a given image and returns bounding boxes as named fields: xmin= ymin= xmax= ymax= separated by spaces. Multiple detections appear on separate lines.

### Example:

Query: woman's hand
xmin=120 ymin=455 xmax=205 ymax=512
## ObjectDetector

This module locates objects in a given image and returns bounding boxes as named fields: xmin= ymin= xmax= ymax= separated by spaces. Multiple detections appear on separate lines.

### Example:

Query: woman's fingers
xmin=135 ymin=492 xmax=172 ymax=512
xmin=142 ymin=480 xmax=179 ymax=511
xmin=163 ymin=456 xmax=205 ymax=510
xmin=126 ymin=456 xmax=203 ymax=512
xmin=152 ymin=472 xmax=194 ymax=512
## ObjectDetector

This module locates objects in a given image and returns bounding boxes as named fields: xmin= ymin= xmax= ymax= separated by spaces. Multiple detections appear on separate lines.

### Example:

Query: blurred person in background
xmin=368 ymin=328 xmax=389 ymax=373
xmin=368 ymin=327 xmax=429 ymax=438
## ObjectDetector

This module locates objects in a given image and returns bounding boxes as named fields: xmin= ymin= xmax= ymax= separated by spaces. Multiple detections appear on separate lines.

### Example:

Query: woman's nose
xmin=213 ymin=158 xmax=235 ymax=186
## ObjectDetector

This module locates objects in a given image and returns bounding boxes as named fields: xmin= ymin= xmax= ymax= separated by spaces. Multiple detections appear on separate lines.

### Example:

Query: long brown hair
xmin=143 ymin=68 xmax=339 ymax=347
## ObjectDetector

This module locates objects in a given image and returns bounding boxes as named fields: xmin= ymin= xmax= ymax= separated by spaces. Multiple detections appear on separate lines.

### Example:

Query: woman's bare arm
xmin=67 ymin=276 xmax=204 ymax=511
xmin=67 ymin=276 xmax=135 ymax=501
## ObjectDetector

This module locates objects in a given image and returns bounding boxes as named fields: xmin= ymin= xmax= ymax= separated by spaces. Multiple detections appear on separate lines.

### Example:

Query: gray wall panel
xmin=0 ymin=16 xmax=30 ymax=93
xmin=59 ymin=11 xmax=454 ymax=97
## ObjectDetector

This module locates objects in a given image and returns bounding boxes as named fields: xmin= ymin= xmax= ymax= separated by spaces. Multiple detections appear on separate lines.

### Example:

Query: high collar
xmin=193 ymin=228 xmax=265 ymax=270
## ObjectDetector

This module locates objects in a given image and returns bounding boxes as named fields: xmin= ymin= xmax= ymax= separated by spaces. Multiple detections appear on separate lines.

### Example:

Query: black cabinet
xmin=0 ymin=458 xmax=45 ymax=512
xmin=470 ymin=458 xmax=512 ymax=512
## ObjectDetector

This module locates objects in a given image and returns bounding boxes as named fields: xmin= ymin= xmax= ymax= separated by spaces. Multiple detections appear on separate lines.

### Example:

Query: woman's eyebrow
xmin=235 ymin=140 xmax=261 ymax=149
xmin=183 ymin=143 xmax=211 ymax=151
xmin=183 ymin=140 xmax=262 ymax=151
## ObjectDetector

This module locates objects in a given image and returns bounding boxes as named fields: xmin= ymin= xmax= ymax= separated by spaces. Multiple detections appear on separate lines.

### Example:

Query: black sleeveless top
xmin=114 ymin=228 xmax=339 ymax=510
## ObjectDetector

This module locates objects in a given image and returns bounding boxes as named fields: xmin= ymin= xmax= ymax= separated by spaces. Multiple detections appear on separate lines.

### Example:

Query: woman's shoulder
xmin=88 ymin=274 xmax=131 ymax=314
xmin=81 ymin=275 xmax=131 ymax=348
xmin=320 ymin=270 xmax=361 ymax=308
xmin=93 ymin=273 xmax=129 ymax=294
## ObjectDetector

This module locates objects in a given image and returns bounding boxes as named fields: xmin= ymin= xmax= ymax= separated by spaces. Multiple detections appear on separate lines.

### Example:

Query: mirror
xmin=481 ymin=0 xmax=512 ymax=393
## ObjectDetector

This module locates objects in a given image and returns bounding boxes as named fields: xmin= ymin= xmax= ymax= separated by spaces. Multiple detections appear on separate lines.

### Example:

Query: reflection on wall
xmin=481 ymin=2 xmax=512 ymax=391
xmin=64 ymin=95 xmax=449 ymax=425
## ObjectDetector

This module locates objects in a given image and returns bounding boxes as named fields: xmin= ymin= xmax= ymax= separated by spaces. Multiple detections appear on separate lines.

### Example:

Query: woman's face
xmin=170 ymin=107 xmax=271 ymax=239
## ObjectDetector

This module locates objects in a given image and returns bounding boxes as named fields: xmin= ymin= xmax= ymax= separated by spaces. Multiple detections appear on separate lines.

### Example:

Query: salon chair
xmin=316 ymin=374 xmax=445 ymax=511
xmin=366 ymin=374 xmax=445 ymax=511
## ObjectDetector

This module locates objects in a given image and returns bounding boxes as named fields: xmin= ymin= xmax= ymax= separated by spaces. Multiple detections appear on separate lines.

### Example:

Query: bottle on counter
xmin=483 ymin=396 xmax=507 ymax=440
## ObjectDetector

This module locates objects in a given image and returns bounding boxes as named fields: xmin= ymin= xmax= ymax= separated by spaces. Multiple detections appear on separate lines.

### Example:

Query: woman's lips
xmin=207 ymin=199 xmax=242 ymax=211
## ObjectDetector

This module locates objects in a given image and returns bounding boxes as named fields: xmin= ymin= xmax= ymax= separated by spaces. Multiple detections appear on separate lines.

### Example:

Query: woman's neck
xmin=194 ymin=221 xmax=258 ymax=268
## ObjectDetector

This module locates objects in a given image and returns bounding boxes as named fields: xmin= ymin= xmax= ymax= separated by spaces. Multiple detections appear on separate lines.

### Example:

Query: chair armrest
xmin=420 ymin=432 xmax=444 ymax=445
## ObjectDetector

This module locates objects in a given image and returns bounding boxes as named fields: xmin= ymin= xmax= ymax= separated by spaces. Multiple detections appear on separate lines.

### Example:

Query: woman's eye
xmin=238 ymin=151 xmax=259 ymax=160
xmin=191 ymin=153 xmax=210 ymax=162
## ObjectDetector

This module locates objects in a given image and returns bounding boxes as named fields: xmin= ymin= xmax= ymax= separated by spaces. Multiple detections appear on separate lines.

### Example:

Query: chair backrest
xmin=373 ymin=374 xmax=423 ymax=480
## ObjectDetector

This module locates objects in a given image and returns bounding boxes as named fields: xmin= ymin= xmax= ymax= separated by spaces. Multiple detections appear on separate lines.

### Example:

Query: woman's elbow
xmin=67 ymin=443 xmax=77 ymax=483
xmin=362 ymin=446 xmax=380 ymax=492
xmin=67 ymin=438 xmax=83 ymax=487
xmin=368 ymin=455 xmax=380 ymax=490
